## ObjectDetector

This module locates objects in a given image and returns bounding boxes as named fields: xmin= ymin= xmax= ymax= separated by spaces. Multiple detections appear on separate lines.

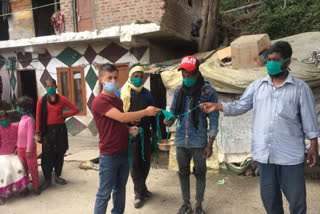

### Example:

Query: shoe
xmin=33 ymin=188 xmax=41 ymax=196
xmin=177 ymin=203 xmax=192 ymax=214
xmin=195 ymin=206 xmax=205 ymax=214
xmin=39 ymin=181 xmax=51 ymax=191
xmin=134 ymin=198 xmax=143 ymax=208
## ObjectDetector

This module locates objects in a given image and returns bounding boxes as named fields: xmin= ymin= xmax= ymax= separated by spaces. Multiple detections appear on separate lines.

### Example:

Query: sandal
xmin=55 ymin=177 xmax=68 ymax=185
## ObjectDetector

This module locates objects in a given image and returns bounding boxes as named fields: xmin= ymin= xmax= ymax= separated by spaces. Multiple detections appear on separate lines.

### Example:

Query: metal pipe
xmin=72 ymin=0 xmax=78 ymax=32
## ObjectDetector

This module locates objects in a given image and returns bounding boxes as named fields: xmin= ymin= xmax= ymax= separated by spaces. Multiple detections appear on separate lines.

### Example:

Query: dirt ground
xmin=1 ymin=137 xmax=320 ymax=214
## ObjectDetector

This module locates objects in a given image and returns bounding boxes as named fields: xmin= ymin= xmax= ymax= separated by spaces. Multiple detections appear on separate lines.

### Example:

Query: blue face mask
xmin=103 ymin=81 xmax=119 ymax=93
xmin=266 ymin=58 xmax=290 ymax=75
xmin=0 ymin=119 xmax=10 ymax=127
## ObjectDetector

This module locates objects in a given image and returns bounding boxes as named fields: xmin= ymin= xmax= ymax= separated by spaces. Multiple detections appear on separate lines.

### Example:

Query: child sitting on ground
xmin=0 ymin=110 xmax=29 ymax=205
xmin=16 ymin=96 xmax=41 ymax=195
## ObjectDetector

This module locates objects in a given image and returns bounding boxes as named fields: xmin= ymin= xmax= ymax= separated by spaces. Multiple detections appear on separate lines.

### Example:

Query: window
xmin=57 ymin=67 xmax=87 ymax=115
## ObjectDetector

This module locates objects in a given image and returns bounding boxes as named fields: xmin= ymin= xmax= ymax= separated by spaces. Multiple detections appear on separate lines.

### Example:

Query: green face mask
xmin=266 ymin=58 xmax=290 ymax=75
xmin=17 ymin=107 xmax=28 ymax=115
xmin=46 ymin=87 xmax=56 ymax=95
xmin=0 ymin=119 xmax=10 ymax=127
xmin=130 ymin=77 xmax=144 ymax=87
xmin=183 ymin=77 xmax=197 ymax=87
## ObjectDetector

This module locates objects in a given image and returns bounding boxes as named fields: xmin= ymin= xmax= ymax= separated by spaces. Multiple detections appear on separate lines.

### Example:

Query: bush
xmin=219 ymin=0 xmax=320 ymax=41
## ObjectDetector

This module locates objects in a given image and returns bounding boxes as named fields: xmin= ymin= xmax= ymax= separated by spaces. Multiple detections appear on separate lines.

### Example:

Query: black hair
xmin=99 ymin=63 xmax=118 ymax=76
xmin=267 ymin=41 xmax=293 ymax=59
xmin=16 ymin=96 xmax=33 ymax=113
xmin=0 ymin=110 xmax=8 ymax=118
xmin=45 ymin=77 xmax=57 ymax=86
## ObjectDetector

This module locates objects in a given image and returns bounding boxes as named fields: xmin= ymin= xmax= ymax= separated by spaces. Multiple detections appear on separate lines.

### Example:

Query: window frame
xmin=57 ymin=67 xmax=87 ymax=116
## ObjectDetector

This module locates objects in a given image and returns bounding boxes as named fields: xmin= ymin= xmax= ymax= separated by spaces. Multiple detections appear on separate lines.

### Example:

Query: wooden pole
xmin=198 ymin=0 xmax=219 ymax=52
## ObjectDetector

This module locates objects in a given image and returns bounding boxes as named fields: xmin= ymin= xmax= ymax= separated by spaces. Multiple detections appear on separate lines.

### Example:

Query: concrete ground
xmin=1 ymin=136 xmax=320 ymax=214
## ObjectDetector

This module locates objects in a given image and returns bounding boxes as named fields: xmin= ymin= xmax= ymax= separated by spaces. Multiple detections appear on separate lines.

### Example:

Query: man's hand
xmin=307 ymin=139 xmax=319 ymax=167
xmin=27 ymin=152 xmax=32 ymax=159
xmin=129 ymin=126 xmax=139 ymax=137
xmin=203 ymin=145 xmax=213 ymax=159
xmin=144 ymin=106 xmax=161 ymax=116
xmin=163 ymin=118 xmax=174 ymax=127
xmin=200 ymin=103 xmax=222 ymax=114
xmin=34 ymin=133 xmax=41 ymax=143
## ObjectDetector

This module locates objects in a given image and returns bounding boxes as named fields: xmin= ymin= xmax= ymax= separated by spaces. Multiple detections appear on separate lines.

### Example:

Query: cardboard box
xmin=231 ymin=34 xmax=271 ymax=69
xmin=217 ymin=46 xmax=231 ymax=61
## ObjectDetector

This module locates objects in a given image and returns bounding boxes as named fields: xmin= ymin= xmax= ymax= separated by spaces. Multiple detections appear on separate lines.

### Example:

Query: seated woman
xmin=0 ymin=110 xmax=29 ymax=205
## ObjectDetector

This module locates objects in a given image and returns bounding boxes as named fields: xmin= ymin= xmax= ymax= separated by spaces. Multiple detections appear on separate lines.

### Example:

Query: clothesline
xmin=0 ymin=2 xmax=60 ymax=18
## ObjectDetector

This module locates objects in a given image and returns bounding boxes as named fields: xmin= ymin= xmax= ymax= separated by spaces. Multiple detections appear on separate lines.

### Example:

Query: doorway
xmin=17 ymin=70 xmax=38 ymax=114
xmin=76 ymin=0 xmax=93 ymax=32
xmin=32 ymin=0 xmax=60 ymax=37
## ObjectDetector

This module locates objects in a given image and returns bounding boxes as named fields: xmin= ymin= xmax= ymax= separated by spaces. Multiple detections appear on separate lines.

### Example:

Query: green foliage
xmin=220 ymin=0 xmax=320 ymax=40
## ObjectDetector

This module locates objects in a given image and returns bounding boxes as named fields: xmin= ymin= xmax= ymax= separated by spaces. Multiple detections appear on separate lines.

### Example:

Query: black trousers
xmin=41 ymin=124 xmax=68 ymax=181
xmin=130 ymin=135 xmax=152 ymax=199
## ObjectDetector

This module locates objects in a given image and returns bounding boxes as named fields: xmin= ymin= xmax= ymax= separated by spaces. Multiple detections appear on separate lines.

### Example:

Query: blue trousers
xmin=258 ymin=162 xmax=306 ymax=214
xmin=94 ymin=152 xmax=129 ymax=214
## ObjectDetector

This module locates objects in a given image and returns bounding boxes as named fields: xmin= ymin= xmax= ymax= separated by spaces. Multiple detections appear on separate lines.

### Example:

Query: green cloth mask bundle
xmin=155 ymin=104 xmax=201 ymax=160
xmin=128 ymin=127 xmax=145 ymax=170
xmin=129 ymin=77 xmax=144 ymax=87
xmin=183 ymin=77 xmax=197 ymax=87
xmin=266 ymin=58 xmax=290 ymax=75
xmin=46 ymin=87 xmax=56 ymax=95
xmin=0 ymin=119 xmax=10 ymax=127
xmin=128 ymin=104 xmax=201 ymax=168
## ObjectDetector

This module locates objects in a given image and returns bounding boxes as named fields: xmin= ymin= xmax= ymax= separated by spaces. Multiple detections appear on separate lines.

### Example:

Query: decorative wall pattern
xmin=0 ymin=41 xmax=149 ymax=137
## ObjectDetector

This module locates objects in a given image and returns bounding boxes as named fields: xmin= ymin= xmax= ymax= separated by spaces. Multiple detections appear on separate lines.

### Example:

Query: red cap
xmin=178 ymin=56 xmax=198 ymax=72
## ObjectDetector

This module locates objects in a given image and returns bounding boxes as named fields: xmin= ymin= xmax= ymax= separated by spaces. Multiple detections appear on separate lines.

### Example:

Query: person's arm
xmin=26 ymin=118 xmax=35 ymax=158
xmin=36 ymin=98 xmax=42 ymax=134
xmin=105 ymin=106 xmax=160 ymax=123
xmin=63 ymin=97 xmax=80 ymax=118
xmin=299 ymin=83 xmax=319 ymax=167
xmin=202 ymin=88 xmax=219 ymax=158
xmin=201 ymin=82 xmax=255 ymax=115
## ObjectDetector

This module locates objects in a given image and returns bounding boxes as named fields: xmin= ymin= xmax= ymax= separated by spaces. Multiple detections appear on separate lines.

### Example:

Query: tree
xmin=198 ymin=0 xmax=220 ymax=52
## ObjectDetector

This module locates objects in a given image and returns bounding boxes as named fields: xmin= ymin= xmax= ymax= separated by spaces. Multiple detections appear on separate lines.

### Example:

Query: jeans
xmin=94 ymin=152 xmax=129 ymax=214
xmin=176 ymin=147 xmax=207 ymax=202
xmin=258 ymin=162 xmax=306 ymax=214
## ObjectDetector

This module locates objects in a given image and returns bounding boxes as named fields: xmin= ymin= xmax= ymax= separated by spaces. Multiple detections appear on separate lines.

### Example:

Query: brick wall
xmin=94 ymin=0 xmax=165 ymax=29
xmin=60 ymin=0 xmax=75 ymax=32
xmin=56 ymin=0 xmax=202 ymax=40
xmin=161 ymin=0 xmax=202 ymax=39
xmin=9 ymin=0 xmax=35 ymax=39
xmin=10 ymin=0 xmax=32 ymax=12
